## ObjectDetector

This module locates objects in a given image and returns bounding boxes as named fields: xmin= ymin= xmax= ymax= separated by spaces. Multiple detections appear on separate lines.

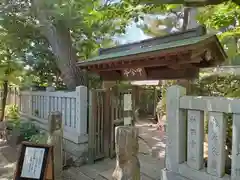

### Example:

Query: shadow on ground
xmin=65 ymin=119 xmax=166 ymax=180
xmin=0 ymin=119 xmax=166 ymax=180
xmin=0 ymin=140 xmax=17 ymax=180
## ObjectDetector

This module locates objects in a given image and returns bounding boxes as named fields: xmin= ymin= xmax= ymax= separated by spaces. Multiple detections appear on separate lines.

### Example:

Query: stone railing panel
xmin=231 ymin=114 xmax=240 ymax=180
xmin=187 ymin=110 xmax=204 ymax=170
xmin=19 ymin=86 xmax=87 ymax=144
xmin=207 ymin=112 xmax=226 ymax=177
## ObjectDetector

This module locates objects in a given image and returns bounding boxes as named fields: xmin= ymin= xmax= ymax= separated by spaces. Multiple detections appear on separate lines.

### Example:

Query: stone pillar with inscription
xmin=187 ymin=110 xmax=204 ymax=170
xmin=47 ymin=111 xmax=63 ymax=180
xmin=123 ymin=93 xmax=133 ymax=126
xmin=207 ymin=112 xmax=226 ymax=177
xmin=164 ymin=85 xmax=187 ymax=173
xmin=231 ymin=114 xmax=240 ymax=180
xmin=112 ymin=126 xmax=140 ymax=180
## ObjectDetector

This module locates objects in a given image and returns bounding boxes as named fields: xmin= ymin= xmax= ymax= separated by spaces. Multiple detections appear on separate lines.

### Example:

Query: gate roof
xmin=77 ymin=26 xmax=227 ymax=81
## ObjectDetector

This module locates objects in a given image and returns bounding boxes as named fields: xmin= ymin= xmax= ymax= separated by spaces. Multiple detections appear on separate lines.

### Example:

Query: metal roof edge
xmin=77 ymin=34 xmax=215 ymax=67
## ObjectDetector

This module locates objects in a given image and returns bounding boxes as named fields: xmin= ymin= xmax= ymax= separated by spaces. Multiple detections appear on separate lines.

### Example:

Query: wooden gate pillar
xmin=104 ymin=89 xmax=111 ymax=157
xmin=132 ymin=86 xmax=139 ymax=124
xmin=88 ymin=91 xmax=95 ymax=164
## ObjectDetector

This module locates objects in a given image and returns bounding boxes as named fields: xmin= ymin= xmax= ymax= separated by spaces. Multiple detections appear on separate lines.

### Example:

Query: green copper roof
xmin=77 ymin=34 xmax=220 ymax=66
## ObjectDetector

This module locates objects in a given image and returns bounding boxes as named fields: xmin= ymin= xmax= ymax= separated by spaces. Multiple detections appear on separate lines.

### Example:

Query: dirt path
xmin=0 ymin=140 xmax=17 ymax=180
xmin=0 ymin=120 xmax=166 ymax=180
xmin=136 ymin=119 xmax=166 ymax=158
xmin=64 ymin=120 xmax=166 ymax=180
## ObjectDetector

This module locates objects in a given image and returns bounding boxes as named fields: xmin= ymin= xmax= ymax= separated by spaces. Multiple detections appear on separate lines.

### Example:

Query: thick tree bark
xmin=33 ymin=1 xmax=87 ymax=90
xmin=0 ymin=80 xmax=8 ymax=122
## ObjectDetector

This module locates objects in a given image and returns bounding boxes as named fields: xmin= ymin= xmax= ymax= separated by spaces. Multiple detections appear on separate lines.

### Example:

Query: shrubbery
xmin=5 ymin=104 xmax=42 ymax=141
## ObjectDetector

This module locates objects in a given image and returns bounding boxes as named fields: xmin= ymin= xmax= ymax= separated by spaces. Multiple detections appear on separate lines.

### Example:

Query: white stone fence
xmin=19 ymin=86 xmax=87 ymax=144
xmin=164 ymin=85 xmax=240 ymax=180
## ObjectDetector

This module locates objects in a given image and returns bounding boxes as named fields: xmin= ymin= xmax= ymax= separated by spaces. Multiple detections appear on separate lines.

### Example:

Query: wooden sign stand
xmin=14 ymin=141 xmax=54 ymax=180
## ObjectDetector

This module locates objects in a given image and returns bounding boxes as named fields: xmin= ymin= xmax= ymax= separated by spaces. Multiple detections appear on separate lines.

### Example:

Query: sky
xmin=103 ymin=0 xmax=151 ymax=44
xmin=117 ymin=22 xmax=151 ymax=44
xmin=118 ymin=9 xmax=199 ymax=44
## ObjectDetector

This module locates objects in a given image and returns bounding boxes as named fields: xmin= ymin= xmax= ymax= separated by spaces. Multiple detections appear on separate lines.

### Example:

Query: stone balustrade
xmin=162 ymin=85 xmax=240 ymax=180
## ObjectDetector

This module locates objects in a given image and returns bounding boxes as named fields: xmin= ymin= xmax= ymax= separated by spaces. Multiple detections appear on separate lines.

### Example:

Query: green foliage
xmin=197 ymin=3 xmax=239 ymax=29
xmin=0 ymin=0 xmax=154 ymax=89
xmin=6 ymin=118 xmax=39 ymax=141
xmin=6 ymin=118 xmax=21 ymax=130
xmin=190 ymin=74 xmax=239 ymax=150
xmin=19 ymin=122 xmax=39 ymax=141
xmin=5 ymin=104 xmax=19 ymax=120
xmin=192 ymin=74 xmax=240 ymax=97
xmin=197 ymin=2 xmax=240 ymax=64
xmin=30 ymin=132 xmax=48 ymax=144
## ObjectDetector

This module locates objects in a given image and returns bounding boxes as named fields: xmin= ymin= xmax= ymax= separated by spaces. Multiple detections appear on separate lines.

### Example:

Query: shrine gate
xmin=77 ymin=26 xmax=227 ymax=164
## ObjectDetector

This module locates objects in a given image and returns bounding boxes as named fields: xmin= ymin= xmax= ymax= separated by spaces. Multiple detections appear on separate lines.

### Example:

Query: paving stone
xmin=91 ymin=159 xmax=115 ymax=172
xmin=140 ymin=173 xmax=155 ymax=180
xmin=64 ymin=168 xmax=93 ymax=180
xmin=99 ymin=168 xmax=114 ymax=179
xmin=0 ymin=121 xmax=166 ymax=180
xmin=76 ymin=165 xmax=100 ymax=179
xmin=0 ymin=140 xmax=16 ymax=180
xmin=95 ymin=175 xmax=108 ymax=180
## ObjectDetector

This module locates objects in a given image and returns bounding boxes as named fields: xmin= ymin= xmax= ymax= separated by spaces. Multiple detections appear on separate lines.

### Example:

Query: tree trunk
xmin=43 ymin=22 xmax=87 ymax=90
xmin=0 ymin=80 xmax=8 ymax=122
xmin=33 ymin=1 xmax=87 ymax=90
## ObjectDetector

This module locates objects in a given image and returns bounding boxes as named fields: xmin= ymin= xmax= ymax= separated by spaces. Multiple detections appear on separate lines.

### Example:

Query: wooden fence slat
xmin=88 ymin=91 xmax=96 ymax=164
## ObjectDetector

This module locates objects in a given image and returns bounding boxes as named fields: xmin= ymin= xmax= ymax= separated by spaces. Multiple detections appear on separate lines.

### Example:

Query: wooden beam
xmin=88 ymin=53 xmax=197 ymax=72
xmin=99 ymin=68 xmax=199 ymax=81
xmin=191 ymin=49 xmax=207 ymax=59
xmin=147 ymin=68 xmax=199 ymax=80
xmin=99 ymin=71 xmax=121 ymax=81
xmin=122 ymin=68 xmax=147 ymax=80
xmin=88 ymin=46 xmax=215 ymax=72
xmin=78 ymin=37 xmax=216 ymax=68
xmin=168 ymin=63 xmax=196 ymax=70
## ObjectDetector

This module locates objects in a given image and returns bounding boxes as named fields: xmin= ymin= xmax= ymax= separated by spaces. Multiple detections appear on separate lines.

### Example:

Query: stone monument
xmin=47 ymin=111 xmax=63 ymax=180
xmin=112 ymin=126 xmax=140 ymax=180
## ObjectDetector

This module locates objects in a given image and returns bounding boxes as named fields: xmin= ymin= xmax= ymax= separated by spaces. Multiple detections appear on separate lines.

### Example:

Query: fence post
xmin=47 ymin=111 xmax=63 ymax=180
xmin=165 ymin=85 xmax=187 ymax=173
xmin=28 ymin=88 xmax=33 ymax=116
xmin=75 ymin=86 xmax=88 ymax=135
xmin=46 ymin=86 xmax=55 ymax=119
xmin=88 ymin=90 xmax=95 ymax=164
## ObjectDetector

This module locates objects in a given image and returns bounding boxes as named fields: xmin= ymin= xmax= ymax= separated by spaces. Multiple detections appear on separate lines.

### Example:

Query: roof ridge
xmin=78 ymin=33 xmax=217 ymax=66
xmin=99 ymin=25 xmax=207 ymax=55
